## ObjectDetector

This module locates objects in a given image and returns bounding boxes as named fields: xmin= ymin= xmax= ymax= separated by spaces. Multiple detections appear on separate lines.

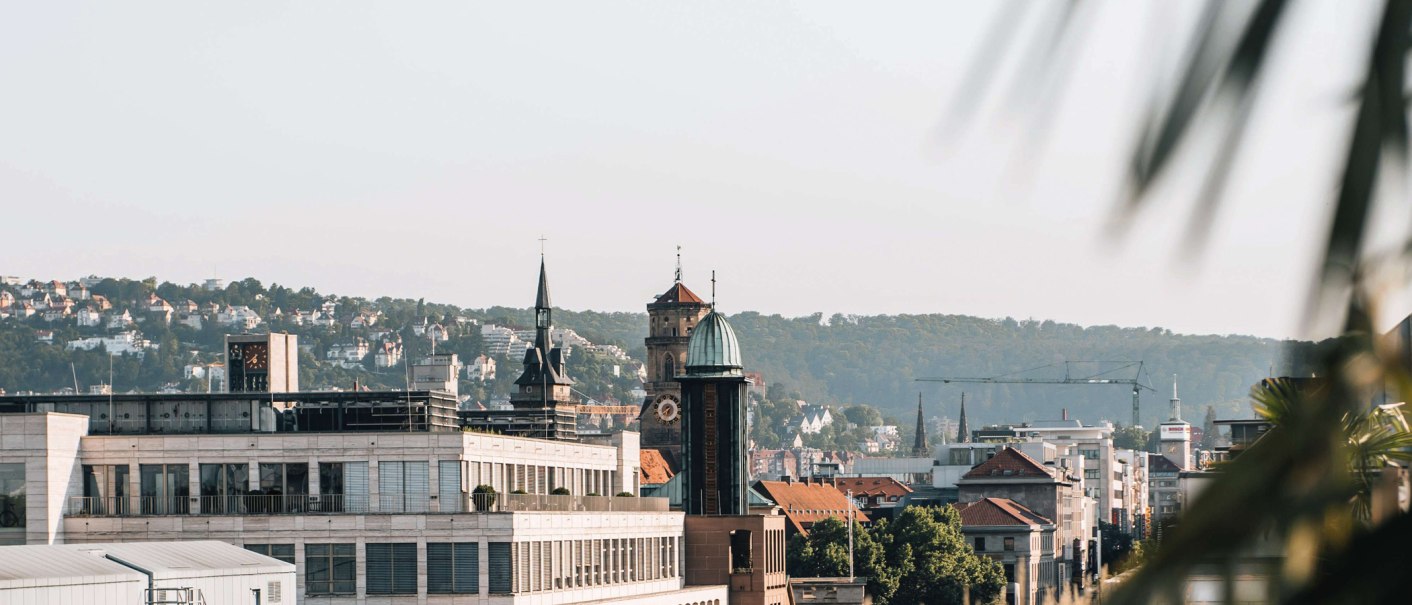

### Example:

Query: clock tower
xmin=638 ymin=257 xmax=711 ymax=462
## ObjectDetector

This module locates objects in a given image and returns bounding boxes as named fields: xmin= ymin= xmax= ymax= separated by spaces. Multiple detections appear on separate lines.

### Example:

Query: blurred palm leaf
xmin=953 ymin=0 xmax=1412 ymax=602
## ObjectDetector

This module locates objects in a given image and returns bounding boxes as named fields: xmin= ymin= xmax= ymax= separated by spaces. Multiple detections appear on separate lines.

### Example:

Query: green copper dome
xmin=685 ymin=311 xmax=744 ymax=377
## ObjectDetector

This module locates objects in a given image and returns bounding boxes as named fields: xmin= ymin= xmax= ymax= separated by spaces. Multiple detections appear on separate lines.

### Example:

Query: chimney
xmin=1062 ymin=408 xmax=1068 ymax=420
xmin=784 ymin=475 xmax=793 ymax=485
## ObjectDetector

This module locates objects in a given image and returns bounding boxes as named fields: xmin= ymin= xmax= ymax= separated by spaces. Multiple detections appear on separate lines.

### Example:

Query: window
xmin=0 ymin=464 xmax=24 ymax=542
xmin=662 ymin=354 xmax=675 ymax=381
xmin=378 ymin=461 xmax=427 ymax=513
xmin=318 ymin=462 xmax=343 ymax=512
xmin=488 ymin=542 xmax=513 ymax=594
xmin=1003 ymin=536 xmax=1015 ymax=551
xmin=81 ymin=464 xmax=129 ymax=515
xmin=140 ymin=464 xmax=189 ymax=515
xmin=973 ymin=537 xmax=985 ymax=551
xmin=199 ymin=463 xmax=248 ymax=514
xmin=367 ymin=543 xmax=417 ymax=594
xmin=1080 ymin=449 xmax=1100 ymax=460
xmin=1004 ymin=563 xmax=1015 ymax=582
xmin=257 ymin=463 xmax=308 ymax=512
xmin=1084 ymin=469 xmax=1100 ymax=480
xmin=305 ymin=543 xmax=355 ymax=595
xmin=245 ymin=544 xmax=295 ymax=565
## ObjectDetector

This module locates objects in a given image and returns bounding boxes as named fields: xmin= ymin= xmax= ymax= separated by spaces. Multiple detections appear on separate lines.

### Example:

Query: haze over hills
xmin=0 ymin=275 xmax=1309 ymax=429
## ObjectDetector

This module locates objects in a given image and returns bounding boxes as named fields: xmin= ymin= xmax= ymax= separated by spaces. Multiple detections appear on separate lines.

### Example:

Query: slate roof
xmin=754 ymin=480 xmax=869 ymax=535
xmin=955 ymin=497 xmax=1054 ymax=527
xmin=653 ymin=282 xmax=706 ymax=305
xmin=961 ymin=446 xmax=1055 ymax=480
xmin=640 ymin=448 xmax=678 ymax=485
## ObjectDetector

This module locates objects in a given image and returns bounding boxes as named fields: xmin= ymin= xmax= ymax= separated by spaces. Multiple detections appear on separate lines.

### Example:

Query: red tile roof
xmin=961 ymin=446 xmax=1054 ymax=480
xmin=833 ymin=476 xmax=913 ymax=499
xmin=639 ymin=448 xmax=677 ymax=485
xmin=654 ymin=283 xmax=705 ymax=305
xmin=754 ymin=480 xmax=868 ymax=535
xmin=955 ymin=497 xmax=1053 ymax=527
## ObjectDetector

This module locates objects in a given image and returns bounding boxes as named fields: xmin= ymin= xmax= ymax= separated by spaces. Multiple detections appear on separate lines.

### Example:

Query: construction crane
xmin=916 ymin=361 xmax=1156 ymax=427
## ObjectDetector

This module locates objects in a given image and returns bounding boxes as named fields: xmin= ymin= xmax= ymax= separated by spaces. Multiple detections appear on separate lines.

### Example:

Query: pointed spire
xmin=912 ymin=393 xmax=929 ymax=456
xmin=956 ymin=392 xmax=971 ymax=443
xmin=536 ymin=258 xmax=551 ymax=310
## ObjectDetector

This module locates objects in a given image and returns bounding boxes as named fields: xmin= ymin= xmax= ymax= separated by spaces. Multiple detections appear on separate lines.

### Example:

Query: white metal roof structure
xmin=0 ymin=544 xmax=139 ymax=590
xmin=65 ymin=540 xmax=293 ymax=580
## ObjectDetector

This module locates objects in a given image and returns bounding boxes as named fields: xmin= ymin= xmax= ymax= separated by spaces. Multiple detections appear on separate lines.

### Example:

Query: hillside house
xmin=67 ymin=331 xmax=150 ymax=356
xmin=89 ymin=295 xmax=112 ymax=311
xmin=106 ymin=309 xmax=132 ymax=329
xmin=41 ymin=307 xmax=71 ymax=322
xmin=797 ymin=404 xmax=834 ymax=434
xmin=374 ymin=341 xmax=403 ymax=368
xmin=75 ymin=306 xmax=103 ymax=326
xmin=0 ymin=290 xmax=15 ymax=308
xmin=176 ymin=312 xmax=202 ymax=330
xmin=46 ymin=280 xmax=66 ymax=297
xmin=144 ymin=294 xmax=173 ymax=314
xmin=327 ymin=339 xmax=370 ymax=368
xmin=69 ymin=284 xmax=90 ymax=300
xmin=34 ymin=330 xmax=54 ymax=343
xmin=466 ymin=354 xmax=497 ymax=381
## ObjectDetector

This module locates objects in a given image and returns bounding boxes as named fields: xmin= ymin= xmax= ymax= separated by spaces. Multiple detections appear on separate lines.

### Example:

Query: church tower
xmin=911 ymin=393 xmax=929 ymax=457
xmin=506 ymin=259 xmax=579 ymax=440
xmin=680 ymin=306 xmax=750 ymax=516
xmin=639 ymin=251 xmax=711 ymax=462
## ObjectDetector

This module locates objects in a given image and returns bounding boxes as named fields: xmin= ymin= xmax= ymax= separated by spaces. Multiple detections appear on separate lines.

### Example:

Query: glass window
xmin=305 ymin=543 xmax=356 ymax=595
xmin=367 ymin=543 xmax=417 ymax=594
xmin=973 ymin=536 xmax=985 ymax=551
xmin=81 ymin=465 xmax=130 ymax=515
xmin=488 ymin=542 xmax=513 ymax=593
xmin=428 ymin=542 xmax=479 ymax=594
xmin=1004 ymin=536 xmax=1015 ymax=551
xmin=0 ymin=464 xmax=25 ymax=542
xmin=199 ymin=463 xmax=248 ymax=514
xmin=245 ymin=543 xmax=295 ymax=565
xmin=256 ymin=463 xmax=308 ymax=512
xmin=139 ymin=464 xmax=189 ymax=515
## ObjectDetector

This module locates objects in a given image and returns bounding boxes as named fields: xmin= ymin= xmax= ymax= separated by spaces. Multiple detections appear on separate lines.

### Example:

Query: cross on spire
xmin=710 ymin=270 xmax=716 ymax=308
xmin=675 ymin=245 xmax=682 ymax=283
xmin=538 ymin=235 xmax=547 ymax=257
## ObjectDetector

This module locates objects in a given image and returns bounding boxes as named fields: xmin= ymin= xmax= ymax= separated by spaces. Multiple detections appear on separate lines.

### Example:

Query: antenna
xmin=710 ymin=270 xmax=717 ymax=308
xmin=675 ymin=245 xmax=683 ymax=282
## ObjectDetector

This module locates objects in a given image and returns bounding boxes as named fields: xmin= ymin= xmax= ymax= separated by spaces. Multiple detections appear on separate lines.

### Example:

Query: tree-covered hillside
xmin=0 ymin=276 xmax=1311 ymax=428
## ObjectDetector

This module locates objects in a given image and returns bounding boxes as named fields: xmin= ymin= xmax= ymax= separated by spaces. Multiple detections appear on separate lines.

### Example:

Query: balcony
xmin=67 ymin=493 xmax=670 ymax=517
xmin=463 ymin=493 xmax=670 ymax=513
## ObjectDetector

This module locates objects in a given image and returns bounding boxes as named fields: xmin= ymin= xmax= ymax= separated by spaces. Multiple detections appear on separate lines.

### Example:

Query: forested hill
xmin=725 ymin=313 xmax=1307 ymax=429
xmin=0 ymin=276 xmax=1309 ymax=428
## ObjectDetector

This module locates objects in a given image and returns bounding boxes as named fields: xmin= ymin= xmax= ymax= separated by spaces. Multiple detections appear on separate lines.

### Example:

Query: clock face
xmin=243 ymin=343 xmax=268 ymax=370
xmin=654 ymin=394 xmax=681 ymax=424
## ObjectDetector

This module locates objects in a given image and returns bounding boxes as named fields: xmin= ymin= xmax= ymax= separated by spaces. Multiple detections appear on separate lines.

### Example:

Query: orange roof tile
xmin=833 ymin=476 xmax=913 ymax=499
xmin=639 ymin=448 xmax=677 ymax=485
xmin=754 ymin=480 xmax=868 ymax=535
xmin=654 ymin=283 xmax=705 ymax=305
xmin=961 ymin=446 xmax=1054 ymax=480
xmin=955 ymin=497 xmax=1053 ymax=527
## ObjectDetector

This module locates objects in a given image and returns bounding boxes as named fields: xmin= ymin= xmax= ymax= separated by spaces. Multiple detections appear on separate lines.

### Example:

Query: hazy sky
xmin=1 ymin=2 xmax=1393 ymax=339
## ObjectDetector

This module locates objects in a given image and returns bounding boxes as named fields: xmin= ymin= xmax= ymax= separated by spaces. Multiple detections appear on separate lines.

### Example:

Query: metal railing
xmin=464 ymin=493 xmax=669 ymax=513
xmin=67 ymin=492 xmax=669 ymax=516
xmin=69 ymin=494 xmax=369 ymax=517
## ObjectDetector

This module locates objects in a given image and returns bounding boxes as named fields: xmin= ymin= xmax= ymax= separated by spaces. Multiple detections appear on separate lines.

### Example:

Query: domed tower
xmin=639 ymin=254 xmax=711 ymax=461
xmin=680 ymin=308 xmax=750 ymax=516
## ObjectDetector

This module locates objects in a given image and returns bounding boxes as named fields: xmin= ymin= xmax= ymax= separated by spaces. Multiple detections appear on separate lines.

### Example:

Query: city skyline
xmin=0 ymin=2 xmax=1391 ymax=341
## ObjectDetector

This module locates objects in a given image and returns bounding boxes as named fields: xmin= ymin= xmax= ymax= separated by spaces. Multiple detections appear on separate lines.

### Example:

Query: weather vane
xmin=711 ymin=270 xmax=716 ymax=308
xmin=538 ymin=235 xmax=547 ymax=257
xmin=675 ymin=245 xmax=683 ymax=283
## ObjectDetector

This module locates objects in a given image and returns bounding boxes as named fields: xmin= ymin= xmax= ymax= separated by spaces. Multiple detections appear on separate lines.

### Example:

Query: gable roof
xmin=833 ymin=476 xmax=913 ymax=499
xmin=961 ymin=446 xmax=1055 ymax=480
xmin=753 ymin=480 xmax=868 ymax=535
xmin=955 ymin=497 xmax=1053 ymax=527
xmin=653 ymin=282 xmax=705 ymax=305
xmin=639 ymin=448 xmax=678 ymax=485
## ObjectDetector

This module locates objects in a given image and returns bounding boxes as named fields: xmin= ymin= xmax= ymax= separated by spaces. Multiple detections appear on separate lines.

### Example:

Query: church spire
xmin=956 ymin=392 xmax=971 ymax=443
xmin=911 ymin=393 xmax=929 ymax=456
xmin=675 ymin=245 xmax=683 ymax=283
xmin=534 ymin=258 xmax=552 ymax=351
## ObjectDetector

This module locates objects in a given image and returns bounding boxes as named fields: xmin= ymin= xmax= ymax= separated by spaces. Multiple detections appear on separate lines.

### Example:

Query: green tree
xmin=1112 ymin=424 xmax=1150 ymax=451
xmin=881 ymin=506 xmax=1003 ymax=605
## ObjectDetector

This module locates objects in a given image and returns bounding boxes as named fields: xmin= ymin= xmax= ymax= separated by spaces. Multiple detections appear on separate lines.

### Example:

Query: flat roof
xmin=0 ymin=545 xmax=139 ymax=589
xmin=66 ymin=541 xmax=294 ymax=580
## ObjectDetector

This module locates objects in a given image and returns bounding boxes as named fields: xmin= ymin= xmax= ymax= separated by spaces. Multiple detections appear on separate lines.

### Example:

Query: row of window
xmin=244 ymin=537 xmax=680 ymax=596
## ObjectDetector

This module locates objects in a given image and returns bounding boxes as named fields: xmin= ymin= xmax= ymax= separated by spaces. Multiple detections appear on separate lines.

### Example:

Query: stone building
xmin=639 ymin=263 xmax=711 ymax=464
